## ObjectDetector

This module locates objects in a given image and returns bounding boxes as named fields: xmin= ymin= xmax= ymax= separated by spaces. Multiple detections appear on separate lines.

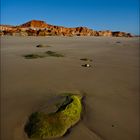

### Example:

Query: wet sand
xmin=1 ymin=36 xmax=139 ymax=140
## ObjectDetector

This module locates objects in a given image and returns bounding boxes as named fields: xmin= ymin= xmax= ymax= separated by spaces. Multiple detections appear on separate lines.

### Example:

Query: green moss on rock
xmin=25 ymin=94 xmax=82 ymax=139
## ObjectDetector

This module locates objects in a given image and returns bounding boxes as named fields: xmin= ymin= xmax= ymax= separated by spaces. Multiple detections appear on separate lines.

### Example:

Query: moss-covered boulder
xmin=25 ymin=94 xmax=82 ymax=139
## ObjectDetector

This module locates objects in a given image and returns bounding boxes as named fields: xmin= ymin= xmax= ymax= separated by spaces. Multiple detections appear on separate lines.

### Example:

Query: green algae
xmin=25 ymin=94 xmax=82 ymax=139
xmin=23 ymin=54 xmax=46 ymax=59
xmin=80 ymin=58 xmax=93 ymax=62
xmin=23 ymin=51 xmax=64 ymax=59
xmin=46 ymin=51 xmax=64 ymax=57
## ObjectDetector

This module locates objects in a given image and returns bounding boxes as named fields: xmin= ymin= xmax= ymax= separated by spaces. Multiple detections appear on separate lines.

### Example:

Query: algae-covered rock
xmin=23 ymin=51 xmax=64 ymax=59
xmin=25 ymin=94 xmax=82 ymax=139
xmin=36 ymin=44 xmax=52 ymax=48
xmin=46 ymin=51 xmax=64 ymax=57
xmin=80 ymin=58 xmax=93 ymax=62
xmin=23 ymin=54 xmax=46 ymax=59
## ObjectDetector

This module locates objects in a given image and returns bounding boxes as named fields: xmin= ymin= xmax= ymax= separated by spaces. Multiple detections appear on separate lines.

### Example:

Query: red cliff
xmin=0 ymin=20 xmax=133 ymax=37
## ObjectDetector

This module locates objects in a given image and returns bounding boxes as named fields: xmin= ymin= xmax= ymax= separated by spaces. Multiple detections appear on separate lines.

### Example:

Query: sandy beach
xmin=1 ymin=36 xmax=139 ymax=140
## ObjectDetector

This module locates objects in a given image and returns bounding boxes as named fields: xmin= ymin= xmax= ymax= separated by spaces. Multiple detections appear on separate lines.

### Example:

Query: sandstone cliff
xmin=0 ymin=20 xmax=133 ymax=37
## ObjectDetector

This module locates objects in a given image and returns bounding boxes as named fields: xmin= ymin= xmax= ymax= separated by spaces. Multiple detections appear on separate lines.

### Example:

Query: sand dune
xmin=1 ymin=36 xmax=139 ymax=140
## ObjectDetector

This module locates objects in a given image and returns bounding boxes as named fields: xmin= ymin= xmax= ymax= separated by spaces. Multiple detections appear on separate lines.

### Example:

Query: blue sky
xmin=0 ymin=0 xmax=139 ymax=34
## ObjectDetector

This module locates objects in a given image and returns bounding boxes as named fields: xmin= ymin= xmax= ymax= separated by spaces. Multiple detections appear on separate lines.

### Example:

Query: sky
xmin=0 ymin=0 xmax=139 ymax=35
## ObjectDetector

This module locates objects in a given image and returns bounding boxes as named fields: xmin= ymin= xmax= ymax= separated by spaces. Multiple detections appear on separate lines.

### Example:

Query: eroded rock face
xmin=0 ymin=20 xmax=133 ymax=37
xmin=0 ymin=25 xmax=15 ymax=31
xmin=20 ymin=20 xmax=48 ymax=28
xmin=98 ymin=30 xmax=113 ymax=36
xmin=112 ymin=31 xmax=133 ymax=37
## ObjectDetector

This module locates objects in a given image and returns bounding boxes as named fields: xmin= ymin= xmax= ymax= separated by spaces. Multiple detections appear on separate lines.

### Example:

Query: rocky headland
xmin=0 ymin=20 xmax=133 ymax=37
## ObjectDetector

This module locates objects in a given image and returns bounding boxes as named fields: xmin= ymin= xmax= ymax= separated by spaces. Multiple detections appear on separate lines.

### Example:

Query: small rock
xmin=116 ymin=41 xmax=121 ymax=43
xmin=36 ymin=44 xmax=51 ymax=48
xmin=36 ymin=44 xmax=44 ymax=47
xmin=82 ymin=64 xmax=91 ymax=67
